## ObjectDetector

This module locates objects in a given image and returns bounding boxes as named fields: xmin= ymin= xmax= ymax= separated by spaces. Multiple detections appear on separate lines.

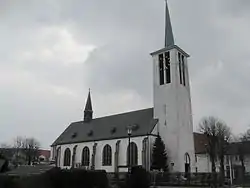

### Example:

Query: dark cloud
xmin=0 ymin=0 xmax=250 ymax=148
xmin=84 ymin=42 xmax=152 ymax=101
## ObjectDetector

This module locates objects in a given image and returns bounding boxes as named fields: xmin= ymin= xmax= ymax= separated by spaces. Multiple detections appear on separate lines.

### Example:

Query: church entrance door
xmin=184 ymin=153 xmax=191 ymax=178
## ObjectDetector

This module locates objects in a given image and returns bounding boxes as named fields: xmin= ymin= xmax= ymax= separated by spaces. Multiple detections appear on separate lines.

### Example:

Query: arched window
xmin=127 ymin=142 xmax=138 ymax=166
xmin=102 ymin=144 xmax=112 ymax=166
xmin=63 ymin=148 xmax=71 ymax=166
xmin=82 ymin=147 xmax=90 ymax=166
xmin=185 ymin=153 xmax=191 ymax=164
xmin=184 ymin=152 xmax=191 ymax=175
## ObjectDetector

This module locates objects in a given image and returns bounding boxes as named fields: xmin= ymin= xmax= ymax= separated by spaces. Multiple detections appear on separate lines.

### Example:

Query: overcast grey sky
xmin=1 ymin=0 xmax=250 ymax=149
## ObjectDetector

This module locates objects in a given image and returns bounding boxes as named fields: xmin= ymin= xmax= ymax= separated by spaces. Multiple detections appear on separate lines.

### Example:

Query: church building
xmin=51 ymin=0 xmax=195 ymax=173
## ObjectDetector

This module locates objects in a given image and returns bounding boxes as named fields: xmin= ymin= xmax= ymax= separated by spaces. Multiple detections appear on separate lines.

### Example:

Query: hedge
xmin=0 ymin=168 xmax=109 ymax=188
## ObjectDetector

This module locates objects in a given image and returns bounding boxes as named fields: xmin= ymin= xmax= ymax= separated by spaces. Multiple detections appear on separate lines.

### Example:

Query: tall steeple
xmin=150 ymin=0 xmax=195 ymax=172
xmin=84 ymin=89 xmax=93 ymax=122
xmin=165 ymin=0 xmax=175 ymax=47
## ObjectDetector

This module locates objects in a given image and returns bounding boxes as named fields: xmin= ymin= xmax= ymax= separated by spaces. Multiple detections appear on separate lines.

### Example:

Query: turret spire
xmin=165 ymin=0 xmax=175 ymax=47
xmin=84 ymin=89 xmax=93 ymax=122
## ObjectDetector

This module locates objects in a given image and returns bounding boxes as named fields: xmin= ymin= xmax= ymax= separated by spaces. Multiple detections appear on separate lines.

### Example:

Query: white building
xmin=51 ymin=1 xmax=195 ymax=173
xmin=194 ymin=134 xmax=250 ymax=178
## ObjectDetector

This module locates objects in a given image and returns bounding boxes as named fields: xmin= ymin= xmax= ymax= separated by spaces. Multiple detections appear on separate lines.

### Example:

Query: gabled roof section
xmin=52 ymin=108 xmax=158 ymax=146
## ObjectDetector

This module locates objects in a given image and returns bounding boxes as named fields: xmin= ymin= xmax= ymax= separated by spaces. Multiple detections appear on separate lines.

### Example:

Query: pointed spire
xmin=84 ymin=89 xmax=93 ymax=122
xmin=84 ymin=89 xmax=92 ymax=111
xmin=165 ymin=0 xmax=175 ymax=47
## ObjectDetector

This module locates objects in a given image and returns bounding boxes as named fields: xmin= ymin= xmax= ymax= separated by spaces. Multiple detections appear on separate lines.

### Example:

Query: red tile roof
xmin=38 ymin=150 xmax=50 ymax=159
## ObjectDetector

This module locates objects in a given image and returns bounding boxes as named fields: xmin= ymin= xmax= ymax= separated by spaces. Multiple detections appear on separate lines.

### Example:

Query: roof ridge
xmin=73 ymin=107 xmax=153 ymax=123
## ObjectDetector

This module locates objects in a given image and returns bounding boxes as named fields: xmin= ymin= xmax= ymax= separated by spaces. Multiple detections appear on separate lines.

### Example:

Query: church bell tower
xmin=151 ymin=0 xmax=195 ymax=172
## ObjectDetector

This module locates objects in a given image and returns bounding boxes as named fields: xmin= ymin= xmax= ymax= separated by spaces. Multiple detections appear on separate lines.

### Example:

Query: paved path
xmin=152 ymin=187 xmax=207 ymax=188
xmin=153 ymin=187 xmax=244 ymax=188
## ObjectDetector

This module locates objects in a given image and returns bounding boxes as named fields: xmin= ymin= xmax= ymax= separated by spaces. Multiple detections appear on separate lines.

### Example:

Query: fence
xmin=108 ymin=171 xmax=223 ymax=187
xmin=71 ymin=171 xmax=250 ymax=187
xmin=233 ymin=173 xmax=250 ymax=187
xmin=149 ymin=172 xmax=216 ymax=187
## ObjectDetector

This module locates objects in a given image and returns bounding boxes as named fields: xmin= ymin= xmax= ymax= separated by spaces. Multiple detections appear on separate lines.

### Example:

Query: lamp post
xmin=127 ymin=125 xmax=133 ymax=174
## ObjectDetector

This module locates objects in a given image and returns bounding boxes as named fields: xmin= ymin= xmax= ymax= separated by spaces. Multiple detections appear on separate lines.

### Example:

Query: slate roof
xmin=193 ymin=132 xmax=250 ymax=155
xmin=227 ymin=141 xmax=250 ymax=155
xmin=52 ymin=108 xmax=158 ymax=146
xmin=193 ymin=133 xmax=208 ymax=154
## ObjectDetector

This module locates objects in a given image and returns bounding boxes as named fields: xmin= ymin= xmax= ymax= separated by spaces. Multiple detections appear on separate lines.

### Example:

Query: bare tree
xmin=199 ymin=117 xmax=218 ymax=174
xmin=22 ymin=138 xmax=40 ymax=165
xmin=241 ymin=129 xmax=250 ymax=141
xmin=199 ymin=116 xmax=231 ymax=187
xmin=13 ymin=136 xmax=24 ymax=164
xmin=13 ymin=137 xmax=23 ymax=149
xmin=216 ymin=121 xmax=231 ymax=184
xmin=12 ymin=137 xmax=40 ymax=165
